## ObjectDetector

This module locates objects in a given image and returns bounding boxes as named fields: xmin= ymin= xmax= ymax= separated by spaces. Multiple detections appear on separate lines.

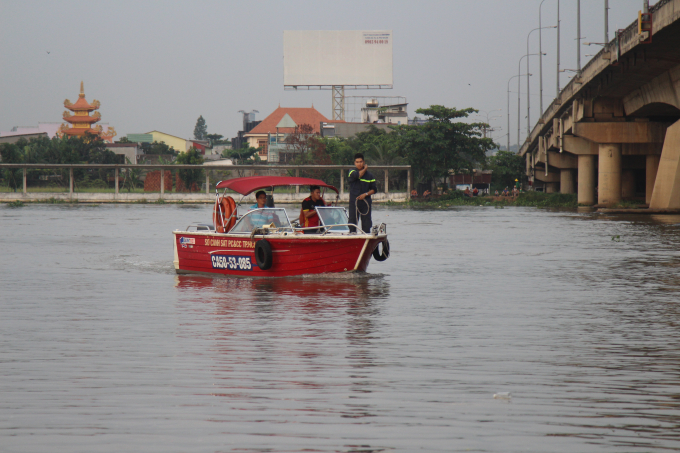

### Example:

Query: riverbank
xmin=402 ymin=192 xmax=579 ymax=208
xmin=0 ymin=191 xmax=409 ymax=204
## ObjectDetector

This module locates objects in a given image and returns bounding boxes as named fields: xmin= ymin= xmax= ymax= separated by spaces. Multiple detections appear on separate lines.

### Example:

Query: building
xmin=105 ymin=143 xmax=143 ymax=164
xmin=144 ymin=131 xmax=188 ymax=153
xmin=244 ymin=106 xmax=330 ymax=161
xmin=361 ymin=102 xmax=408 ymax=125
xmin=231 ymin=112 xmax=261 ymax=151
xmin=57 ymin=82 xmax=117 ymax=142
xmin=0 ymin=132 xmax=48 ymax=145
xmin=0 ymin=123 xmax=62 ymax=139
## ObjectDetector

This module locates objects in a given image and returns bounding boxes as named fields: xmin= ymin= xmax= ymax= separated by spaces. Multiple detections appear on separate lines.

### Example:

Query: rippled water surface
xmin=2 ymin=204 xmax=680 ymax=452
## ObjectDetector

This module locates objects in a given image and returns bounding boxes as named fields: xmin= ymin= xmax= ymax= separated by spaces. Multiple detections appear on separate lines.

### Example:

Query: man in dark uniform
xmin=347 ymin=153 xmax=377 ymax=233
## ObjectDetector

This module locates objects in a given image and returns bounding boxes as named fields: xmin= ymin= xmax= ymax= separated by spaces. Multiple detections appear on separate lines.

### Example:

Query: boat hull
xmin=173 ymin=231 xmax=386 ymax=277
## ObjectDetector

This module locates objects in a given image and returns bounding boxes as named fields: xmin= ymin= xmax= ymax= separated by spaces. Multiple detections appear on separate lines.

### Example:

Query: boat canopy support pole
xmin=384 ymin=169 xmax=389 ymax=194
xmin=115 ymin=167 xmax=119 ymax=198
xmin=206 ymin=173 xmax=209 ymax=194
xmin=69 ymin=168 xmax=73 ymax=197
xmin=295 ymin=169 xmax=300 ymax=195
xmin=340 ymin=170 xmax=344 ymax=197
xmin=23 ymin=167 xmax=26 ymax=194
xmin=160 ymin=167 xmax=164 ymax=198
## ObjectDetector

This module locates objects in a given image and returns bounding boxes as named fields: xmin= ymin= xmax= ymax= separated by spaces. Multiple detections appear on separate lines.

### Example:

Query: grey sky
xmin=1 ymin=0 xmax=646 ymax=145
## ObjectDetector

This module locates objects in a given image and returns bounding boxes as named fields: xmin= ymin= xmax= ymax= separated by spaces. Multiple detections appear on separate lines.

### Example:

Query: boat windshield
xmin=316 ymin=207 xmax=350 ymax=232
xmin=229 ymin=208 xmax=292 ymax=233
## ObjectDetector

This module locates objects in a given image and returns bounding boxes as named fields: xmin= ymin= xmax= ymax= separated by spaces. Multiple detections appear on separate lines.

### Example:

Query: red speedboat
xmin=172 ymin=176 xmax=390 ymax=277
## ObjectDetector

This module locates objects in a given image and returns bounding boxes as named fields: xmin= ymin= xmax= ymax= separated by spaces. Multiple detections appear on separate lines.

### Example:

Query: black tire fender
xmin=255 ymin=239 xmax=273 ymax=270
xmin=372 ymin=239 xmax=390 ymax=262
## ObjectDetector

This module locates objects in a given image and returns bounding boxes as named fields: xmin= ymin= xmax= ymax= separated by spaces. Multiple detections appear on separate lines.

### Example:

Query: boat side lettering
xmin=211 ymin=254 xmax=254 ymax=271
xmin=204 ymin=238 xmax=256 ymax=248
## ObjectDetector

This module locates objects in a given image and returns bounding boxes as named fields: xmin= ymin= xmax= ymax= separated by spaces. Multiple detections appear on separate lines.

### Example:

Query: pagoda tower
xmin=58 ymin=82 xmax=116 ymax=142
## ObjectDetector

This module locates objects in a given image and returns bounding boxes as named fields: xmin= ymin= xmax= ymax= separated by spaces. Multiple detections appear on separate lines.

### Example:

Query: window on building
xmin=258 ymin=140 xmax=268 ymax=156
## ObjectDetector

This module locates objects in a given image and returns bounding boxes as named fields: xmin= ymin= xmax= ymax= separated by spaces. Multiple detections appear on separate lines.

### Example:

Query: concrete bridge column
xmin=560 ymin=169 xmax=575 ymax=194
xmin=621 ymin=170 xmax=636 ymax=199
xmin=577 ymin=155 xmax=596 ymax=205
xmin=650 ymin=119 xmax=680 ymax=209
xmin=598 ymin=144 xmax=622 ymax=206
xmin=646 ymin=155 xmax=660 ymax=204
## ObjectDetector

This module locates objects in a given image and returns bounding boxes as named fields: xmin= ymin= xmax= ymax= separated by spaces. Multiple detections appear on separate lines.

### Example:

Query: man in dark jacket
xmin=348 ymin=153 xmax=377 ymax=233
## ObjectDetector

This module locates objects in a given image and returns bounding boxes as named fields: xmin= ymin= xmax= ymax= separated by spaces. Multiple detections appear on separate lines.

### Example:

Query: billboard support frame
xmin=332 ymin=86 xmax=345 ymax=121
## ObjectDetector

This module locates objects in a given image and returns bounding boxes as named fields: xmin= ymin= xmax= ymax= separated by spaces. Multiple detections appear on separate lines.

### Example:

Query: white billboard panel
xmin=284 ymin=30 xmax=393 ymax=88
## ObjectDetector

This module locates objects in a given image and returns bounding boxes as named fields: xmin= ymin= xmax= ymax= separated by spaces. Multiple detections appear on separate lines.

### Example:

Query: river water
xmin=1 ymin=204 xmax=680 ymax=452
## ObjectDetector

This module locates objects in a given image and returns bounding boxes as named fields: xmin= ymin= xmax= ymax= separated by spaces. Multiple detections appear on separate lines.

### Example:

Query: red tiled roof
xmin=246 ymin=107 xmax=331 ymax=135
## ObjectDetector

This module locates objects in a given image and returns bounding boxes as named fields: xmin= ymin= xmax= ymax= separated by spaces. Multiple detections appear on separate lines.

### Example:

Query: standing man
xmin=348 ymin=153 xmax=377 ymax=233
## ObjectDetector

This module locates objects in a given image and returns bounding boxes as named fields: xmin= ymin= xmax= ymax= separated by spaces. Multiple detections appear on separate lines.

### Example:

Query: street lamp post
xmin=539 ymin=0 xmax=561 ymax=113
xmin=527 ymin=26 xmax=555 ymax=136
xmin=577 ymin=0 xmax=582 ymax=73
xmin=507 ymin=74 xmax=529 ymax=151
xmin=519 ymin=52 xmax=542 ymax=148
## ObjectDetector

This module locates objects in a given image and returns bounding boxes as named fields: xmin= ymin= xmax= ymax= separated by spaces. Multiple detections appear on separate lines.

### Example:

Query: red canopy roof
xmin=215 ymin=176 xmax=338 ymax=195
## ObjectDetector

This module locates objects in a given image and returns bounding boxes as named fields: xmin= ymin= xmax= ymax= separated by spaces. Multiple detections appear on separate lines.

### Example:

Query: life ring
xmin=213 ymin=196 xmax=236 ymax=233
xmin=372 ymin=239 xmax=390 ymax=261
xmin=255 ymin=239 xmax=273 ymax=270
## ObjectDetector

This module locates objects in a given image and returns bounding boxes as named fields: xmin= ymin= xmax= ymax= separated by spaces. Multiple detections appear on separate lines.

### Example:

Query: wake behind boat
xmin=172 ymin=176 xmax=390 ymax=277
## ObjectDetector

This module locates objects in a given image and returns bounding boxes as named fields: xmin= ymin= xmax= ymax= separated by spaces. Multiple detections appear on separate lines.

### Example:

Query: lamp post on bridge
xmin=507 ymin=73 xmax=530 ymax=152
xmin=527 ymin=26 xmax=556 ymax=137
xmin=518 ymin=53 xmax=540 ymax=149
xmin=539 ymin=0 xmax=561 ymax=113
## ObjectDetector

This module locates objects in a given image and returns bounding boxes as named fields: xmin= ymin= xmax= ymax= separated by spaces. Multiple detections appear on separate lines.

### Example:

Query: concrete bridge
xmin=520 ymin=0 xmax=680 ymax=208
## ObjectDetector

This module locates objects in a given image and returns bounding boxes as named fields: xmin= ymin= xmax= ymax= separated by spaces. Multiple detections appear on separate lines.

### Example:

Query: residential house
xmin=244 ymin=106 xmax=330 ymax=162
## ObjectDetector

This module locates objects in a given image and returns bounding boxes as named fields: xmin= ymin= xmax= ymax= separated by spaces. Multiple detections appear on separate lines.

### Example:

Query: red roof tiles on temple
xmin=247 ymin=107 xmax=331 ymax=135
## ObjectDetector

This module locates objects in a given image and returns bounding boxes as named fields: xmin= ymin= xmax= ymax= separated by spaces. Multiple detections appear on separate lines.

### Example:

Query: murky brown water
xmin=1 ymin=204 xmax=680 ymax=452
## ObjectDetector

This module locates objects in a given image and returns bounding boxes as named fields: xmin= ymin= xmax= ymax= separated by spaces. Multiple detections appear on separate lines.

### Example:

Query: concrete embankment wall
xmin=0 ymin=192 xmax=408 ymax=204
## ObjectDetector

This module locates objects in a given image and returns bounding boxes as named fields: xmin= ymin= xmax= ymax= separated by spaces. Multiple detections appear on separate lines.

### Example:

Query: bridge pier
xmin=560 ymin=169 xmax=575 ymax=194
xmin=646 ymin=155 xmax=660 ymax=204
xmin=621 ymin=170 xmax=636 ymax=199
xmin=598 ymin=144 xmax=622 ymax=206
xmin=650 ymin=119 xmax=680 ymax=209
xmin=577 ymin=155 xmax=597 ymax=205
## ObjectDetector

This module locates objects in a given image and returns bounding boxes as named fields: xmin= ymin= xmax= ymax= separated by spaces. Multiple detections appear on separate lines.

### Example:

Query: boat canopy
xmin=215 ymin=176 xmax=339 ymax=195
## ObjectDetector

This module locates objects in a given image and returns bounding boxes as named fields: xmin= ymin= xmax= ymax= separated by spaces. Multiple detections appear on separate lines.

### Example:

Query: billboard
xmin=283 ymin=30 xmax=393 ymax=88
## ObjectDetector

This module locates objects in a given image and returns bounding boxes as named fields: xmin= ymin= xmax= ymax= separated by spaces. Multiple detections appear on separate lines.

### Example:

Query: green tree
xmin=175 ymin=148 xmax=204 ymax=192
xmin=0 ymin=142 xmax=22 ymax=191
xmin=487 ymin=150 xmax=524 ymax=190
xmin=141 ymin=141 xmax=177 ymax=155
xmin=194 ymin=115 xmax=207 ymax=140
xmin=393 ymin=105 xmax=494 ymax=185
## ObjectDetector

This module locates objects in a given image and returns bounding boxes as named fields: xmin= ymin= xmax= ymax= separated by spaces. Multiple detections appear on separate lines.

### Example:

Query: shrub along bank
xmin=406 ymin=191 xmax=578 ymax=208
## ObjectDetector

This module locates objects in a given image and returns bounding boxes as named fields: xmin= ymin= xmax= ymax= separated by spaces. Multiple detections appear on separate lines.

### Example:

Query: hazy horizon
xmin=1 ymin=0 xmax=647 ymax=146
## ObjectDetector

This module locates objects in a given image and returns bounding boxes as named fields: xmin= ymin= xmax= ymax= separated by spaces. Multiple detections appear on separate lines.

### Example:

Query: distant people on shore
xmin=463 ymin=187 xmax=471 ymax=197
xmin=472 ymin=187 xmax=479 ymax=197
xmin=502 ymin=187 xmax=509 ymax=197
xmin=512 ymin=187 xmax=519 ymax=198
xmin=423 ymin=190 xmax=431 ymax=199
xmin=494 ymin=189 xmax=499 ymax=196
xmin=411 ymin=189 xmax=418 ymax=198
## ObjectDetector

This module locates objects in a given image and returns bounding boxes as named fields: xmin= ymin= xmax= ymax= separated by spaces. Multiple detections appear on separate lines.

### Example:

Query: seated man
xmin=301 ymin=185 xmax=327 ymax=234
xmin=246 ymin=190 xmax=274 ymax=228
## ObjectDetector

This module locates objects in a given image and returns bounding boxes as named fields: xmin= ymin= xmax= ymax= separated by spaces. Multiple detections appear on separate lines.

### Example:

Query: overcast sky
xmin=1 ymin=0 xmax=647 ymax=146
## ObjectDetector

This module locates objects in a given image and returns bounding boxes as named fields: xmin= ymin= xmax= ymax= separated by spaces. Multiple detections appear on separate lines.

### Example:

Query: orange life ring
xmin=213 ymin=196 xmax=236 ymax=233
